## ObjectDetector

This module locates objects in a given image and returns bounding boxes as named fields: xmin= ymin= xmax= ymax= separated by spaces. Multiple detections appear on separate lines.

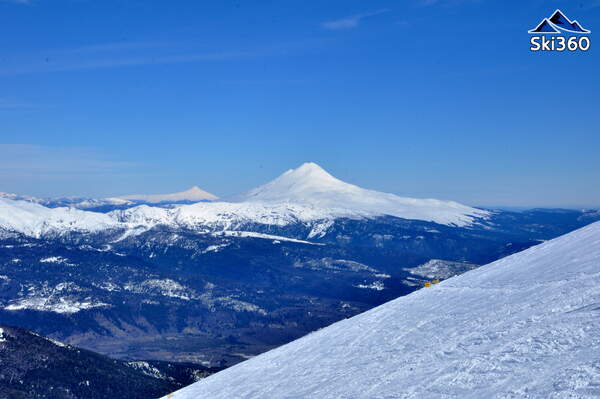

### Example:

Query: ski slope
xmin=164 ymin=221 xmax=600 ymax=399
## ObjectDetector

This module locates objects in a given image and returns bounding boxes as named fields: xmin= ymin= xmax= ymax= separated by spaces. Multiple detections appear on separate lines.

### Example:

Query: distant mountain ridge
xmin=0 ymin=163 xmax=488 ymax=238
xmin=0 ymin=185 xmax=218 ymax=213
xmin=114 ymin=186 xmax=219 ymax=203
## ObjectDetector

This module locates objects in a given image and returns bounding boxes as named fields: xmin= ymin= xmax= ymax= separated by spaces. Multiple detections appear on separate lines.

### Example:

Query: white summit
xmin=164 ymin=221 xmax=600 ymax=399
xmin=113 ymin=162 xmax=486 ymax=232
xmin=114 ymin=186 xmax=218 ymax=203
xmin=237 ymin=162 xmax=487 ymax=226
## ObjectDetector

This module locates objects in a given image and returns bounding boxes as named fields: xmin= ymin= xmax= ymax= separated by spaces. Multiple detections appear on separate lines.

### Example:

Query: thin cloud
xmin=0 ymin=144 xmax=137 ymax=175
xmin=0 ymin=144 xmax=157 ymax=197
xmin=0 ymin=49 xmax=254 ymax=76
xmin=0 ymin=38 xmax=320 ymax=75
xmin=39 ymin=50 xmax=251 ymax=73
xmin=322 ymin=9 xmax=390 ymax=30
xmin=51 ymin=41 xmax=177 ymax=55
xmin=0 ymin=99 xmax=37 ymax=109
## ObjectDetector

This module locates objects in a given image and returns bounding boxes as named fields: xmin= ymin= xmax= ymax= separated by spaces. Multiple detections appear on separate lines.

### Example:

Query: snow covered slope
xmin=112 ymin=162 xmax=487 ymax=230
xmin=164 ymin=221 xmax=600 ymax=399
xmin=238 ymin=162 xmax=488 ymax=226
xmin=0 ymin=198 xmax=117 ymax=237
xmin=0 ymin=191 xmax=133 ymax=209
xmin=115 ymin=186 xmax=218 ymax=203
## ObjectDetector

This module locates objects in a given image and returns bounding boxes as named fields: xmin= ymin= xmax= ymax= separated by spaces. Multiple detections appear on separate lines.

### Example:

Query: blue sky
xmin=1 ymin=0 xmax=599 ymax=207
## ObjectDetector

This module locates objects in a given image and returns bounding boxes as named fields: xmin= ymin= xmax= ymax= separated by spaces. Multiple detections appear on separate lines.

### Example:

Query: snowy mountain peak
xmin=0 ymin=164 xmax=489 ymax=234
xmin=281 ymin=162 xmax=340 ymax=183
xmin=186 ymin=186 xmax=219 ymax=199
xmin=115 ymin=186 xmax=219 ymax=203
xmin=242 ymin=162 xmax=358 ymax=202
xmin=238 ymin=163 xmax=488 ymax=226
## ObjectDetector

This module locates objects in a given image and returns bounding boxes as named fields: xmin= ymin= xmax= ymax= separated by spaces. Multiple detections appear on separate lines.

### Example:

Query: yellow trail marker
xmin=424 ymin=282 xmax=431 ymax=287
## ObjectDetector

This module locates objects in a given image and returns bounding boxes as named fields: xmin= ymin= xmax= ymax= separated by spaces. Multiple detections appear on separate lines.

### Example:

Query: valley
xmin=1 ymin=164 xmax=598 ymax=367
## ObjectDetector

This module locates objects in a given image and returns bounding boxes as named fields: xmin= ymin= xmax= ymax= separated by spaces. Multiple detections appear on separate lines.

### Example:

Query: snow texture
xmin=164 ymin=221 xmax=600 ymax=399
xmin=5 ymin=297 xmax=109 ymax=314
xmin=4 ymin=282 xmax=109 ymax=314
xmin=124 ymin=279 xmax=194 ymax=301
xmin=0 ymin=197 xmax=117 ymax=237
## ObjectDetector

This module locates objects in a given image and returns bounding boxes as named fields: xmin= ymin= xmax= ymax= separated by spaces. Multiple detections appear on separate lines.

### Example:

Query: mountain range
xmin=0 ymin=163 xmax=488 ymax=235
xmin=0 ymin=185 xmax=218 ymax=213
xmin=1 ymin=162 xmax=599 ymax=371
xmin=114 ymin=186 xmax=219 ymax=203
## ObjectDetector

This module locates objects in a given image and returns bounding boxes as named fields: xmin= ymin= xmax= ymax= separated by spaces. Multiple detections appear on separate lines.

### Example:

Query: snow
xmin=164 ymin=221 xmax=600 ymax=399
xmin=0 ymin=327 xmax=6 ymax=343
xmin=119 ymin=279 xmax=267 ymax=314
xmin=0 ymin=191 xmax=133 ymax=208
xmin=39 ymin=256 xmax=76 ymax=266
xmin=127 ymin=361 xmax=167 ymax=379
xmin=354 ymin=281 xmax=385 ymax=290
xmin=202 ymin=243 xmax=230 ymax=253
xmin=5 ymin=297 xmax=109 ymax=314
xmin=294 ymin=258 xmax=378 ymax=273
xmin=0 ymin=192 xmax=42 ymax=202
xmin=94 ymin=281 xmax=120 ymax=292
xmin=112 ymin=163 xmax=488 ymax=230
xmin=116 ymin=186 xmax=219 ymax=203
xmin=213 ymin=231 xmax=324 ymax=245
xmin=3 ymin=281 xmax=109 ymax=314
xmin=0 ymin=164 xmax=489 ymax=238
xmin=406 ymin=259 xmax=480 ymax=280
xmin=0 ymin=197 xmax=117 ymax=237
xmin=124 ymin=279 xmax=194 ymax=300
xmin=170 ymin=201 xmax=336 ymax=228
xmin=0 ymin=163 xmax=493 ymax=242
xmin=236 ymin=162 xmax=489 ymax=226
xmin=72 ymin=197 xmax=133 ymax=208
xmin=212 ymin=297 xmax=267 ymax=315
xmin=47 ymin=337 xmax=68 ymax=348
xmin=197 ymin=283 xmax=267 ymax=315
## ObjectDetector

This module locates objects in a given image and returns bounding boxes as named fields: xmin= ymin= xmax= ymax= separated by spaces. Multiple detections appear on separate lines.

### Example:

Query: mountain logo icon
xmin=529 ymin=10 xmax=591 ymax=34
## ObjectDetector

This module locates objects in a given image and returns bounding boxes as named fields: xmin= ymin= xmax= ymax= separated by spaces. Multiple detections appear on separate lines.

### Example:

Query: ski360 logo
xmin=529 ymin=10 xmax=591 ymax=52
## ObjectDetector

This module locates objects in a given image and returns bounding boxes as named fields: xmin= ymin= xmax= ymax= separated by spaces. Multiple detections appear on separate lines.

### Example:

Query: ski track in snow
xmin=165 ymin=221 xmax=600 ymax=399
